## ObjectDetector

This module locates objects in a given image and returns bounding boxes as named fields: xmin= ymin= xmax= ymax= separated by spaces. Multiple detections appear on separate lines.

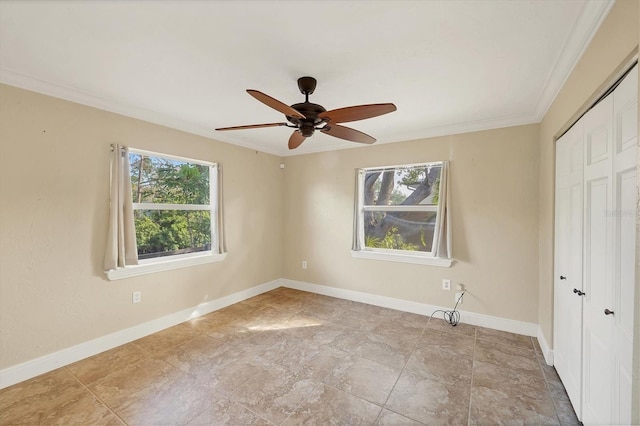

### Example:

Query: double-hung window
xmin=352 ymin=161 xmax=452 ymax=267
xmin=106 ymin=147 xmax=225 ymax=280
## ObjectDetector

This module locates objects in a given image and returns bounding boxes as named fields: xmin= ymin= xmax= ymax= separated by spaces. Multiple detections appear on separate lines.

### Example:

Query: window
xmin=106 ymin=147 xmax=225 ymax=280
xmin=352 ymin=161 xmax=452 ymax=266
xmin=129 ymin=150 xmax=216 ymax=260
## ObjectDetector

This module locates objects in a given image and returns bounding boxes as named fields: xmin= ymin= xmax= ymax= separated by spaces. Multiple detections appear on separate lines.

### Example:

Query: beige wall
xmin=283 ymin=125 xmax=540 ymax=323
xmin=537 ymin=0 xmax=638 ymax=349
xmin=0 ymin=84 xmax=284 ymax=370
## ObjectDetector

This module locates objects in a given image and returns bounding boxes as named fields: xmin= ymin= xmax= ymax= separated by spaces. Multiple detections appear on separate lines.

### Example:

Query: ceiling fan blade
xmin=288 ymin=131 xmax=306 ymax=149
xmin=321 ymin=124 xmax=376 ymax=144
xmin=215 ymin=122 xmax=287 ymax=131
xmin=318 ymin=103 xmax=396 ymax=124
xmin=247 ymin=90 xmax=306 ymax=119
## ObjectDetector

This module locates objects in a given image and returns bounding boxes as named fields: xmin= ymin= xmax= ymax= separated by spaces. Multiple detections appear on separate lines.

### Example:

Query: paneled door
xmin=582 ymin=93 xmax=614 ymax=426
xmin=581 ymin=64 xmax=637 ymax=425
xmin=611 ymin=63 xmax=637 ymax=426
xmin=553 ymin=119 xmax=584 ymax=416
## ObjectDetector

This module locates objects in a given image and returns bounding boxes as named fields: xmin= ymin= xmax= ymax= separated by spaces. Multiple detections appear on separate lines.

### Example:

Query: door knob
xmin=573 ymin=288 xmax=585 ymax=296
xmin=604 ymin=308 xmax=614 ymax=316
xmin=560 ymin=276 xmax=566 ymax=280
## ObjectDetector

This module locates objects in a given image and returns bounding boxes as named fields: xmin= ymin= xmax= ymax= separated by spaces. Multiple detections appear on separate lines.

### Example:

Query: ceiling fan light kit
xmin=215 ymin=76 xmax=396 ymax=149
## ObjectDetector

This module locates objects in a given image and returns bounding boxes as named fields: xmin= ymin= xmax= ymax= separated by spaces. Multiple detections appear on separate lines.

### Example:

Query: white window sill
xmin=105 ymin=252 xmax=227 ymax=281
xmin=351 ymin=250 xmax=453 ymax=267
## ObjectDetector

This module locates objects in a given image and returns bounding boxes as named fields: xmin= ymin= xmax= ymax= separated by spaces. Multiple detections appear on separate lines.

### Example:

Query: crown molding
xmin=0 ymin=68 xmax=285 ymax=157
xmin=533 ymin=0 xmax=615 ymax=121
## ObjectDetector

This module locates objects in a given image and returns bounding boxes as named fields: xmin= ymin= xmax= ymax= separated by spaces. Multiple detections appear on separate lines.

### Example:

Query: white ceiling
xmin=0 ymin=0 xmax=613 ymax=157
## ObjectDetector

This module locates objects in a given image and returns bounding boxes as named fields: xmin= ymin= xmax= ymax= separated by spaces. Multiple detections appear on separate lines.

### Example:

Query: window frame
xmin=351 ymin=161 xmax=453 ymax=267
xmin=106 ymin=148 xmax=225 ymax=281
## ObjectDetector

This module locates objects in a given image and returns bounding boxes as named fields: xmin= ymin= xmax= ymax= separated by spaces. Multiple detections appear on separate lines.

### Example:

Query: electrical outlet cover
xmin=442 ymin=279 xmax=451 ymax=290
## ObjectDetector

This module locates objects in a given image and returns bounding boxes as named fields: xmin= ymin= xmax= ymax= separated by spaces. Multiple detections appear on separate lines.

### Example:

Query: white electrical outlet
xmin=442 ymin=279 xmax=451 ymax=291
xmin=302 ymin=260 xmax=307 ymax=269
xmin=132 ymin=291 xmax=141 ymax=304
xmin=455 ymin=292 xmax=463 ymax=304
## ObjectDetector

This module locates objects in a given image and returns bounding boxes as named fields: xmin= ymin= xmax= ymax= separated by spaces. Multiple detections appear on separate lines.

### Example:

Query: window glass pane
xmin=364 ymin=211 xmax=436 ymax=252
xmin=129 ymin=153 xmax=210 ymax=205
xmin=363 ymin=163 xmax=441 ymax=206
xmin=134 ymin=210 xmax=211 ymax=259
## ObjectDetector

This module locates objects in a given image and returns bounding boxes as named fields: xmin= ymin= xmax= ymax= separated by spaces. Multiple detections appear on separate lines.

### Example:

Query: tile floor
xmin=0 ymin=287 xmax=580 ymax=425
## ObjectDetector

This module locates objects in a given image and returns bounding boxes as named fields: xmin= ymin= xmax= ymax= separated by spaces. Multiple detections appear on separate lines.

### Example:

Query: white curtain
xmin=215 ymin=163 xmax=226 ymax=254
xmin=432 ymin=161 xmax=451 ymax=258
xmin=352 ymin=169 xmax=364 ymax=250
xmin=104 ymin=144 xmax=138 ymax=271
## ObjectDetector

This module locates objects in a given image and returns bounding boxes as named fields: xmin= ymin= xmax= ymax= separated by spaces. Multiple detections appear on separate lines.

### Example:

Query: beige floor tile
xmin=474 ymin=339 xmax=541 ymax=378
xmin=332 ymin=307 xmax=386 ymax=331
xmin=300 ymin=346 xmax=353 ymax=382
xmin=88 ymin=357 xmax=216 ymax=425
xmin=385 ymin=370 xmax=470 ymax=425
xmin=417 ymin=328 xmax=475 ymax=358
xmin=549 ymin=383 xmax=580 ymax=426
xmin=163 ymin=338 xmax=265 ymax=394
xmin=66 ymin=343 xmax=149 ymax=385
xmin=282 ymin=321 xmax=355 ymax=346
xmin=9 ymin=388 xmax=123 ymax=425
xmin=283 ymin=383 xmax=382 ymax=425
xmin=375 ymin=408 xmax=425 ymax=425
xmin=404 ymin=346 xmax=473 ymax=386
xmin=471 ymin=360 xmax=558 ymax=425
xmin=470 ymin=387 xmax=559 ymax=425
xmin=160 ymin=334 xmax=229 ymax=374
xmin=426 ymin=317 xmax=477 ymax=336
xmin=354 ymin=332 xmax=416 ymax=367
xmin=186 ymin=392 xmax=268 ymax=425
xmin=209 ymin=360 xmax=267 ymax=395
xmin=298 ymin=302 xmax=343 ymax=322
xmin=472 ymin=361 xmax=549 ymax=401
xmin=375 ymin=308 xmax=430 ymax=327
xmin=235 ymin=306 xmax=296 ymax=329
xmin=373 ymin=317 xmax=426 ymax=339
xmin=540 ymin=362 xmax=564 ymax=390
xmin=476 ymin=326 xmax=534 ymax=350
xmin=232 ymin=364 xmax=321 ymax=424
xmin=311 ymin=293 xmax=355 ymax=308
xmin=135 ymin=322 xmax=201 ymax=355
xmin=190 ymin=311 xmax=269 ymax=346
xmin=251 ymin=335 xmax=323 ymax=374
xmin=324 ymin=355 xmax=402 ymax=405
xmin=0 ymin=368 xmax=84 ymax=423
xmin=269 ymin=298 xmax=309 ymax=316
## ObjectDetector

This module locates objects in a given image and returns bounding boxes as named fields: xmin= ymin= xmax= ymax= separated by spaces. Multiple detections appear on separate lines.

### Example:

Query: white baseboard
xmin=537 ymin=326 xmax=554 ymax=366
xmin=0 ymin=279 xmax=282 ymax=390
xmin=283 ymin=279 xmax=539 ymax=337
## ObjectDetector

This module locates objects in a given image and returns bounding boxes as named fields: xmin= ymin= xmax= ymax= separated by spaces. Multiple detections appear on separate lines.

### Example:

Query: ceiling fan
xmin=215 ymin=77 xmax=397 ymax=150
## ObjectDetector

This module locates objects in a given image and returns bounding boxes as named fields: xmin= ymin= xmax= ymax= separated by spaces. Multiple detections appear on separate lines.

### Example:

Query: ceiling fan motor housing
xmin=287 ymin=101 xmax=327 ymax=136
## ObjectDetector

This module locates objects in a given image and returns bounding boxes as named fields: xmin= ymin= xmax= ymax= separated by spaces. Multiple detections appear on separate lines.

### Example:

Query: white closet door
xmin=581 ymin=65 xmax=638 ymax=425
xmin=553 ymin=120 xmax=584 ymax=417
xmin=611 ymin=64 xmax=637 ymax=426
xmin=582 ymin=93 xmax=614 ymax=426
